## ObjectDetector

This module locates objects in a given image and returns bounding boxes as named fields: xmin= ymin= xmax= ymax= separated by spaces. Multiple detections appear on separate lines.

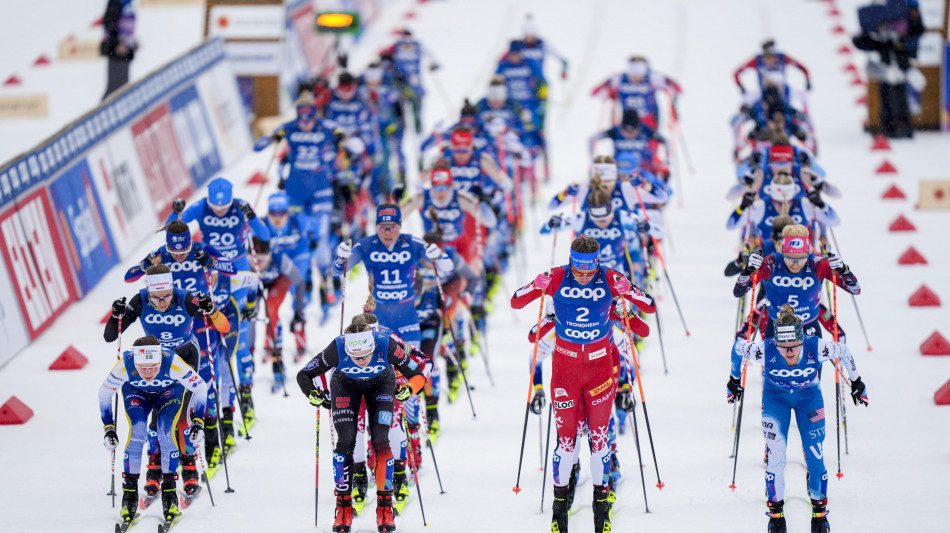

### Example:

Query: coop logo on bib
xmin=769 ymin=367 xmax=816 ymax=378
xmin=559 ymin=287 xmax=606 ymax=300
xmin=144 ymin=314 xmax=187 ymax=326
xmin=369 ymin=251 xmax=412 ymax=263
xmin=202 ymin=215 xmax=241 ymax=228
xmin=772 ymin=276 xmax=814 ymax=289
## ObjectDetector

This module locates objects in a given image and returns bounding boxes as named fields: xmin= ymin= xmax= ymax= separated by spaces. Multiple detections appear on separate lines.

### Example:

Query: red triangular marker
xmin=856 ymin=95 xmax=867 ymax=105
xmin=876 ymin=160 xmax=897 ymax=174
xmin=49 ymin=346 xmax=89 ymax=370
xmin=0 ymin=396 xmax=34 ymax=425
xmin=851 ymin=75 xmax=865 ymax=86
xmin=832 ymin=25 xmax=846 ymax=34
xmin=403 ymin=11 xmax=417 ymax=19
xmin=921 ymin=331 xmax=950 ymax=356
xmin=33 ymin=54 xmax=51 ymax=67
xmin=829 ymin=8 xmax=841 ymax=16
xmin=871 ymin=134 xmax=890 ymax=151
xmin=246 ymin=171 xmax=267 ymax=185
xmin=934 ymin=380 xmax=950 ymax=405
xmin=91 ymin=17 xmax=103 ymax=27
xmin=888 ymin=214 xmax=916 ymax=232
xmin=898 ymin=246 xmax=927 ymax=265
xmin=843 ymin=64 xmax=858 ymax=74
xmin=910 ymin=285 xmax=941 ymax=307
xmin=838 ymin=45 xmax=852 ymax=55
xmin=882 ymin=183 xmax=906 ymax=199
xmin=3 ymin=74 xmax=21 ymax=86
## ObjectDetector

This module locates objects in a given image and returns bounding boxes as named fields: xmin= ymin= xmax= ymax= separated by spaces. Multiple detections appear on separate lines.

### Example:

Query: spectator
xmin=100 ymin=0 xmax=138 ymax=100
xmin=852 ymin=0 xmax=924 ymax=138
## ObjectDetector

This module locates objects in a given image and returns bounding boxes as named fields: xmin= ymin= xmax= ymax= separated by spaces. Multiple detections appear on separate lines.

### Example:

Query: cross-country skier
xmin=99 ymin=335 xmax=207 ymax=529
xmin=726 ymin=303 xmax=868 ymax=533
xmin=734 ymin=39 xmax=812 ymax=97
xmin=296 ymin=322 xmax=426 ymax=533
xmin=511 ymin=235 xmax=656 ymax=533
xmin=591 ymin=56 xmax=682 ymax=131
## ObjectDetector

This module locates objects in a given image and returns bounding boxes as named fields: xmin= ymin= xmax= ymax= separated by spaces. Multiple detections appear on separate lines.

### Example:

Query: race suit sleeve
xmin=185 ymin=291 xmax=230 ymax=334
xmin=511 ymin=267 xmax=566 ymax=309
xmin=331 ymin=239 xmax=365 ymax=277
xmin=815 ymin=339 xmax=860 ymax=381
xmin=124 ymin=247 xmax=162 ymax=282
xmin=388 ymin=340 xmax=427 ymax=393
xmin=170 ymin=355 xmax=208 ymax=419
xmin=296 ymin=340 xmax=343 ymax=396
xmin=730 ymin=339 xmax=767 ymax=378
xmin=813 ymin=258 xmax=860 ymax=295
xmin=98 ymin=361 xmax=128 ymax=426
xmin=734 ymin=255 xmax=774 ymax=298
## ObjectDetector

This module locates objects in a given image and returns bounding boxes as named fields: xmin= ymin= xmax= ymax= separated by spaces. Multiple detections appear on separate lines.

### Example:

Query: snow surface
xmin=1 ymin=0 xmax=949 ymax=532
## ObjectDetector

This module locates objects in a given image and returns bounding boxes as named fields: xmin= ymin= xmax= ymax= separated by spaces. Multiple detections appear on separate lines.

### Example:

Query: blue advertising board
xmin=47 ymin=159 xmax=118 ymax=295
xmin=169 ymin=84 xmax=222 ymax=187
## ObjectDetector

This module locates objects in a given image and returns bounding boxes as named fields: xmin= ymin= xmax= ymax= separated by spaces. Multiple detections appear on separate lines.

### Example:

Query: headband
xmin=134 ymin=345 xmax=163 ymax=367
xmin=775 ymin=323 xmax=803 ymax=343
xmin=343 ymin=331 xmax=375 ymax=357
xmin=588 ymin=204 xmax=612 ymax=220
xmin=781 ymin=235 xmax=809 ymax=255
xmin=592 ymin=163 xmax=618 ymax=183
xmin=145 ymin=272 xmax=174 ymax=293
xmin=377 ymin=206 xmax=402 ymax=225
xmin=569 ymin=250 xmax=599 ymax=272
xmin=166 ymin=231 xmax=191 ymax=254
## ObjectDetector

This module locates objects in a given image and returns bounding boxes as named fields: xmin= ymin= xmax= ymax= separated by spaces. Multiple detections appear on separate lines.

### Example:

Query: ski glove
xmin=611 ymin=276 xmax=631 ymax=296
xmin=425 ymin=242 xmax=443 ymax=260
xmin=850 ymin=377 xmax=868 ymax=406
xmin=739 ymin=190 xmax=756 ymax=211
xmin=391 ymin=185 xmax=405 ymax=202
xmin=807 ymin=189 xmax=825 ymax=209
xmin=141 ymin=252 xmax=160 ymax=272
xmin=529 ymin=387 xmax=546 ymax=415
xmin=534 ymin=272 xmax=552 ymax=290
xmin=112 ymin=297 xmax=128 ymax=319
xmin=290 ymin=311 xmax=305 ymax=332
xmin=742 ymin=171 xmax=756 ymax=187
xmin=726 ymin=376 xmax=743 ymax=403
xmin=188 ymin=419 xmax=205 ymax=446
xmin=103 ymin=426 xmax=119 ymax=450
xmin=308 ymin=389 xmax=326 ymax=407
xmin=336 ymin=240 xmax=353 ymax=259
xmin=547 ymin=214 xmax=563 ymax=229
xmin=826 ymin=253 xmax=848 ymax=274
xmin=194 ymin=249 xmax=214 ymax=268
xmin=636 ymin=219 xmax=651 ymax=234
xmin=744 ymin=253 xmax=763 ymax=275
xmin=172 ymin=197 xmax=186 ymax=215
xmin=615 ymin=387 xmax=635 ymax=413
xmin=196 ymin=293 xmax=216 ymax=315
xmin=395 ymin=384 xmax=413 ymax=401
xmin=240 ymin=201 xmax=256 ymax=220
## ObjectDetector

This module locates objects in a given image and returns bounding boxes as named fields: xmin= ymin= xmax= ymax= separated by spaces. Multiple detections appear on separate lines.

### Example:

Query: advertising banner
xmin=47 ymin=158 xmax=119 ymax=295
xmin=0 ymin=232 xmax=30 ymax=365
xmin=169 ymin=84 xmax=222 ymax=187
xmin=197 ymin=62 xmax=253 ymax=166
xmin=132 ymin=103 xmax=194 ymax=220
xmin=0 ymin=188 xmax=76 ymax=339
xmin=94 ymin=132 xmax=159 ymax=258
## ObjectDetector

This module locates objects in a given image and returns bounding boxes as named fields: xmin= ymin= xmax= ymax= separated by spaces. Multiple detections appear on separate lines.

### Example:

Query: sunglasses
xmin=149 ymin=293 xmax=174 ymax=305
xmin=777 ymin=343 xmax=802 ymax=353
xmin=571 ymin=266 xmax=597 ymax=278
xmin=783 ymin=255 xmax=808 ymax=265
xmin=378 ymin=223 xmax=400 ymax=232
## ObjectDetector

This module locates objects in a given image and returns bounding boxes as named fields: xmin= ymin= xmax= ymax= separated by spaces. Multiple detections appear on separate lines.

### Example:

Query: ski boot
xmin=376 ymin=490 xmax=396 ymax=533
xmin=608 ymin=453 xmax=620 ymax=504
xmin=566 ymin=462 xmax=580 ymax=508
xmin=161 ymin=473 xmax=181 ymax=523
xmin=393 ymin=460 xmax=410 ymax=503
xmin=179 ymin=454 xmax=201 ymax=496
xmin=238 ymin=384 xmax=256 ymax=434
xmin=333 ymin=491 xmax=354 ymax=532
xmin=592 ymin=485 xmax=611 ymax=533
xmin=446 ymin=363 xmax=460 ymax=403
xmin=352 ymin=462 xmax=368 ymax=504
xmin=120 ymin=473 xmax=139 ymax=524
xmin=204 ymin=415 xmax=221 ymax=471
xmin=551 ymin=485 xmax=570 ymax=532
xmin=425 ymin=396 xmax=440 ymax=441
xmin=767 ymin=500 xmax=787 ymax=533
xmin=407 ymin=424 xmax=423 ymax=469
xmin=221 ymin=407 xmax=236 ymax=454
xmin=272 ymin=348 xmax=286 ymax=394
xmin=144 ymin=453 xmax=162 ymax=499
xmin=811 ymin=498 xmax=830 ymax=533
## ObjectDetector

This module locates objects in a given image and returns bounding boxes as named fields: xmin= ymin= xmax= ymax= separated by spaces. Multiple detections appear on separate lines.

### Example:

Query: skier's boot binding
xmin=376 ymin=490 xmax=395 ymax=533
xmin=592 ymin=485 xmax=611 ymax=533
xmin=120 ymin=473 xmax=139 ymax=522
xmin=767 ymin=500 xmax=787 ymax=533
xmin=551 ymin=485 xmax=569 ymax=533
xmin=811 ymin=498 xmax=830 ymax=533
xmin=161 ymin=473 xmax=181 ymax=522
xmin=393 ymin=460 xmax=409 ymax=502
xmin=352 ymin=462 xmax=368 ymax=503
xmin=332 ymin=490 xmax=353 ymax=533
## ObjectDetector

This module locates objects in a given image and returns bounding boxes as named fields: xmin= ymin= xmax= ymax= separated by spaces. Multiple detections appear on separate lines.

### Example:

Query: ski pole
xmin=430 ymin=259 xmax=477 ymax=418
xmin=823 ymin=280 xmax=849 ymax=454
xmin=514 ymin=230 xmax=558 ymax=494
xmin=419 ymin=393 xmax=445 ymax=494
xmin=402 ymin=411 xmax=429 ymax=526
xmin=828 ymin=227 xmax=872 ymax=351
xmin=634 ymin=188 xmax=690 ymax=336
xmin=628 ymin=408 xmax=650 ymax=513
xmin=539 ymin=402 xmax=553 ymax=512
xmin=464 ymin=306 xmax=495 ymax=387
xmin=197 ymin=445 xmax=216 ymax=507
xmin=339 ymin=254 xmax=349 ymax=335
xmin=109 ymin=315 xmax=123 ymax=506
xmin=832 ymin=273 xmax=843 ymax=478
xmin=619 ymin=300 xmax=664 ymax=489
xmin=730 ymin=272 xmax=759 ymax=490
xmin=624 ymin=242 xmax=667 ymax=374
xmin=315 ymin=404 xmax=321 ymax=526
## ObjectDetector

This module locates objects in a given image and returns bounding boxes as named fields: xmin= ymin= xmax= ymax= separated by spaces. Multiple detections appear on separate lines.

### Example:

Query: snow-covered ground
xmin=1 ymin=0 xmax=949 ymax=532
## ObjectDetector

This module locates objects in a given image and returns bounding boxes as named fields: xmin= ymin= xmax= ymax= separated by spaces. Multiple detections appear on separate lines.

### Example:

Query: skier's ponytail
xmin=775 ymin=303 xmax=802 ymax=325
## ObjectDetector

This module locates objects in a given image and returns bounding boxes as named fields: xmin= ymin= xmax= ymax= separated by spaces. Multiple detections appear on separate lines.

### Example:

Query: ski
xmin=392 ymin=494 xmax=412 ymax=517
xmin=138 ymin=492 xmax=159 ymax=511
xmin=179 ymin=485 xmax=203 ymax=509
xmin=157 ymin=514 xmax=181 ymax=533
xmin=115 ymin=513 xmax=140 ymax=533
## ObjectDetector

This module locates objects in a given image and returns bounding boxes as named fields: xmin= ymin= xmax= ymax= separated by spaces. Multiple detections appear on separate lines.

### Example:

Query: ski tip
xmin=512 ymin=486 xmax=522 ymax=494
xmin=728 ymin=483 xmax=737 ymax=491
xmin=656 ymin=482 xmax=665 ymax=490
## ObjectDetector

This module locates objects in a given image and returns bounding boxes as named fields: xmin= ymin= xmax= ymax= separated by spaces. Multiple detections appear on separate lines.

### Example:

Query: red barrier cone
xmin=0 ymin=397 xmax=34 ymax=425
